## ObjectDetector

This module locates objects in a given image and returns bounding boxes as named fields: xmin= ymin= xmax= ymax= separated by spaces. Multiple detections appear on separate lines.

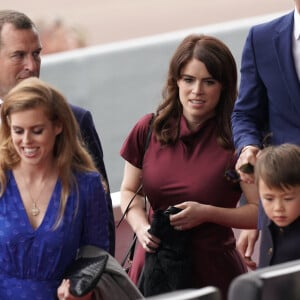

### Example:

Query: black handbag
xmin=63 ymin=254 xmax=109 ymax=297
xmin=141 ymin=207 xmax=193 ymax=297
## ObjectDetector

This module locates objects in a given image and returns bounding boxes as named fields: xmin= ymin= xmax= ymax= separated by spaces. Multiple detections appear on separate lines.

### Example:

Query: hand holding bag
xmin=141 ymin=207 xmax=193 ymax=297
xmin=63 ymin=254 xmax=109 ymax=297
xmin=71 ymin=245 xmax=144 ymax=300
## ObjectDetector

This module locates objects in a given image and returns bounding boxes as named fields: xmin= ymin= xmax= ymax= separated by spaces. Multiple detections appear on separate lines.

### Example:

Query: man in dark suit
xmin=70 ymin=104 xmax=115 ymax=256
xmin=231 ymin=1 xmax=300 ymax=268
xmin=0 ymin=10 xmax=115 ymax=255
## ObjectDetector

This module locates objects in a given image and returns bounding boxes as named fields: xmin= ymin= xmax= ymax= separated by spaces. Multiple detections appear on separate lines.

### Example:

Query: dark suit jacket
xmin=70 ymin=104 xmax=115 ymax=256
xmin=259 ymin=218 xmax=300 ymax=267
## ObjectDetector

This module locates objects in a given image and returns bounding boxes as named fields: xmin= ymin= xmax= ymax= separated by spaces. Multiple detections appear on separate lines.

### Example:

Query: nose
xmin=273 ymin=200 xmax=284 ymax=212
xmin=192 ymin=82 xmax=203 ymax=95
xmin=23 ymin=131 xmax=33 ymax=144
xmin=24 ymin=55 xmax=39 ymax=73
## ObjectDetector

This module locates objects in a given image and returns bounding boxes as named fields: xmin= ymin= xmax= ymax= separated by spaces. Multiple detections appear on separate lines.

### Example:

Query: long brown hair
xmin=153 ymin=34 xmax=237 ymax=148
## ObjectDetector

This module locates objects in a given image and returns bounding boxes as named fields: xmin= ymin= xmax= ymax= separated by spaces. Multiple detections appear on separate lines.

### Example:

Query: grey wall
xmin=40 ymin=12 xmax=284 ymax=192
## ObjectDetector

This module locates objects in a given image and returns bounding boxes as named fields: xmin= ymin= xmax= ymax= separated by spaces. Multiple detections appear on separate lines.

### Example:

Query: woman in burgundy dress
xmin=120 ymin=34 xmax=258 ymax=300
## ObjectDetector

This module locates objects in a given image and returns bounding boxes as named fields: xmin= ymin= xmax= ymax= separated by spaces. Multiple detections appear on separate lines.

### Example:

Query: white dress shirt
xmin=293 ymin=8 xmax=300 ymax=81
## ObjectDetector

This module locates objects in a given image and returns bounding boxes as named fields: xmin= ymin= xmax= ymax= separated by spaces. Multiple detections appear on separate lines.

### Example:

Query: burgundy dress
xmin=120 ymin=113 xmax=247 ymax=299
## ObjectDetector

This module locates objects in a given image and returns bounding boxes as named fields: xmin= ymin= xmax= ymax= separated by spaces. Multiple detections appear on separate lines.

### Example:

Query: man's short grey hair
xmin=0 ymin=10 xmax=36 ymax=47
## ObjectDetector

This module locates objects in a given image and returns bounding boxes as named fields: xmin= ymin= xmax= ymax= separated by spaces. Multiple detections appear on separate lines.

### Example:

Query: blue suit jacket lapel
xmin=273 ymin=11 xmax=300 ymax=114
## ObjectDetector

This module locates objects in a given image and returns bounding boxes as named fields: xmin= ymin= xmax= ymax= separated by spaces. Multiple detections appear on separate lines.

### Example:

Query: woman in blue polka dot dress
xmin=0 ymin=78 xmax=110 ymax=299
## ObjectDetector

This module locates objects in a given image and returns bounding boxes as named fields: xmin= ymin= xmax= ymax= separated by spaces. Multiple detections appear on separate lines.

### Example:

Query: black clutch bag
xmin=63 ymin=254 xmax=109 ymax=297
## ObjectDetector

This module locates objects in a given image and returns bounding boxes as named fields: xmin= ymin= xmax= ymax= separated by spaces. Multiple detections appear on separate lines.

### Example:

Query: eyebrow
xmin=12 ymin=124 xmax=45 ymax=129
xmin=181 ymin=74 xmax=215 ymax=80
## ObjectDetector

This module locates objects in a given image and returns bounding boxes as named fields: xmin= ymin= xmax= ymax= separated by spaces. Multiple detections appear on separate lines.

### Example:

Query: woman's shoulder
xmin=75 ymin=171 xmax=106 ymax=196
xmin=124 ymin=113 xmax=154 ymax=141
xmin=120 ymin=113 xmax=155 ymax=168
xmin=135 ymin=113 xmax=154 ymax=129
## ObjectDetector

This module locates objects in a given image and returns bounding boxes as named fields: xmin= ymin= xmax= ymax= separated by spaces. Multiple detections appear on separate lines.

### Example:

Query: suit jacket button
xmin=268 ymin=248 xmax=273 ymax=256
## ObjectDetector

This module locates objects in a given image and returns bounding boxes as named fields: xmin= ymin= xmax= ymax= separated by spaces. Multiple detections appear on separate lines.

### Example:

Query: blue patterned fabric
xmin=0 ymin=170 xmax=109 ymax=299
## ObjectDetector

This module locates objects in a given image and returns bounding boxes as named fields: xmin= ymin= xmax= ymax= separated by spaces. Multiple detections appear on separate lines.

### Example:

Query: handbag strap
xmin=139 ymin=113 xmax=154 ymax=166
xmin=116 ymin=184 xmax=143 ymax=228
xmin=117 ymin=113 xmax=154 ymax=228
xmin=117 ymin=114 xmax=154 ymax=268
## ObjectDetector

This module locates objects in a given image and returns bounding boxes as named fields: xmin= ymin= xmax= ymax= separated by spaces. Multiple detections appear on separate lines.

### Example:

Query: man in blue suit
xmin=0 ymin=10 xmax=115 ymax=255
xmin=232 ymin=1 xmax=300 ymax=268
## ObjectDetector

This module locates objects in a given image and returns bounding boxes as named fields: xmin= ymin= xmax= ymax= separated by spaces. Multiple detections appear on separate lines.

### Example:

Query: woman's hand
xmin=57 ymin=279 xmax=93 ymax=300
xmin=135 ymin=224 xmax=160 ymax=253
xmin=169 ymin=201 xmax=208 ymax=230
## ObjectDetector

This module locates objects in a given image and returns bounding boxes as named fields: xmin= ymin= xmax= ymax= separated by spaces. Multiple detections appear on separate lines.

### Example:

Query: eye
xmin=32 ymin=128 xmax=43 ymax=134
xmin=204 ymin=79 xmax=217 ymax=85
xmin=263 ymin=197 xmax=274 ymax=202
xmin=11 ymin=52 xmax=25 ymax=61
xmin=284 ymin=197 xmax=294 ymax=202
xmin=181 ymin=76 xmax=194 ymax=83
xmin=12 ymin=127 xmax=24 ymax=134
xmin=33 ymin=50 xmax=41 ymax=61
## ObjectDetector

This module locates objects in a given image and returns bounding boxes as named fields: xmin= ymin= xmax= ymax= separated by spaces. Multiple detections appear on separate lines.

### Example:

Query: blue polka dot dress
xmin=0 ymin=170 xmax=109 ymax=299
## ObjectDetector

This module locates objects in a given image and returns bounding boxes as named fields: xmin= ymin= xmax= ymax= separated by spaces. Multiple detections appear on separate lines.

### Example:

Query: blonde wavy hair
xmin=0 ymin=77 xmax=99 ymax=226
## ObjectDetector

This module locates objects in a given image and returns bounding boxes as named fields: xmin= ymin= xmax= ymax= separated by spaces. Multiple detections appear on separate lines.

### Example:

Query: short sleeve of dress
xmin=80 ymin=172 xmax=109 ymax=251
xmin=120 ymin=113 xmax=154 ymax=169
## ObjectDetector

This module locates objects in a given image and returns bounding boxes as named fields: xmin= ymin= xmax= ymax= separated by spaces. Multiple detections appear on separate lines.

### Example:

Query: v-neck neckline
xmin=10 ymin=170 xmax=59 ymax=232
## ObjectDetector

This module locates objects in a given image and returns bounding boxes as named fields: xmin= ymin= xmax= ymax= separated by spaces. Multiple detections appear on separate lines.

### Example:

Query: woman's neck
xmin=15 ymin=162 xmax=57 ymax=183
xmin=185 ymin=113 xmax=215 ymax=132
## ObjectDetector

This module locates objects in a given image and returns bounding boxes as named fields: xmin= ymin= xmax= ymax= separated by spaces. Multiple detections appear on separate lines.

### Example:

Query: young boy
xmin=255 ymin=143 xmax=300 ymax=267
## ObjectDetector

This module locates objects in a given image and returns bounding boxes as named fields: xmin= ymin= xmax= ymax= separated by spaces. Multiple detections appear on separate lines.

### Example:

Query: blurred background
xmin=2 ymin=0 xmax=293 ymax=54
xmin=1 ymin=0 xmax=295 ymax=192
xmin=2 ymin=0 xmax=294 ymax=263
